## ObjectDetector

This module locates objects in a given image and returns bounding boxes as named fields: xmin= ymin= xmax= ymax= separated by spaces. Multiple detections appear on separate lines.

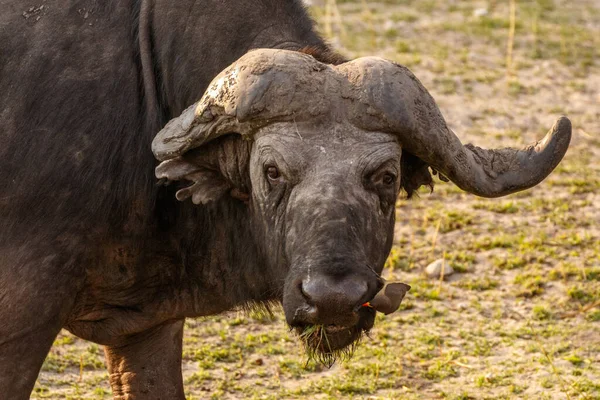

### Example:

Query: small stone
xmin=473 ymin=8 xmax=488 ymax=17
xmin=383 ymin=20 xmax=395 ymax=31
xmin=425 ymin=259 xmax=454 ymax=279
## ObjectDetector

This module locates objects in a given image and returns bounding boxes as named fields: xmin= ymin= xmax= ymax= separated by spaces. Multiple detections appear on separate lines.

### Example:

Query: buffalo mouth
xmin=293 ymin=307 xmax=376 ymax=367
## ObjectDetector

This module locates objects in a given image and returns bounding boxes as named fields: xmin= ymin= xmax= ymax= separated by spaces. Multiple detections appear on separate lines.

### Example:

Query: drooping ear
xmin=155 ymin=135 xmax=252 ymax=205
xmin=400 ymin=151 xmax=434 ymax=198
xmin=156 ymin=158 xmax=231 ymax=205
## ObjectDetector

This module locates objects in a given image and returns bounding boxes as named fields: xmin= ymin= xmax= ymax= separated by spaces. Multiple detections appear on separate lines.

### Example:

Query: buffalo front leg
xmin=105 ymin=319 xmax=185 ymax=400
xmin=0 ymin=249 xmax=81 ymax=399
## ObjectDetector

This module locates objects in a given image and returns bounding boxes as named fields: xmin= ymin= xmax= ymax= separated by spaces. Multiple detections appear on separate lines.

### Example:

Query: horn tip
xmin=553 ymin=116 xmax=572 ymax=135
xmin=547 ymin=115 xmax=572 ymax=152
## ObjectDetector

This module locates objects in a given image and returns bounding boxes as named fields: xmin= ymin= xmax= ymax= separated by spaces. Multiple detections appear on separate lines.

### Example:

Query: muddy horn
xmin=153 ymin=49 xmax=571 ymax=199
xmin=340 ymin=57 xmax=572 ymax=198
xmin=152 ymin=50 xmax=336 ymax=161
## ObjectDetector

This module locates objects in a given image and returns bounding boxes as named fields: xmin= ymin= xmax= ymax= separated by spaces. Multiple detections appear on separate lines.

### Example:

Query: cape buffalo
xmin=0 ymin=1 xmax=570 ymax=399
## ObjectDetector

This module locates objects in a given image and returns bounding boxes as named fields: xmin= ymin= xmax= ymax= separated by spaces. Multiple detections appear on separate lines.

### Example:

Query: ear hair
xmin=400 ymin=151 xmax=434 ymax=198
xmin=155 ymin=158 xmax=230 ymax=205
xmin=155 ymin=136 xmax=251 ymax=205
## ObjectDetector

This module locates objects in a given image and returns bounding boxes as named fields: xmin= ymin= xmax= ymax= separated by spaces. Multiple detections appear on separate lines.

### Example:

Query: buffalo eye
xmin=382 ymin=172 xmax=396 ymax=186
xmin=265 ymin=166 xmax=282 ymax=182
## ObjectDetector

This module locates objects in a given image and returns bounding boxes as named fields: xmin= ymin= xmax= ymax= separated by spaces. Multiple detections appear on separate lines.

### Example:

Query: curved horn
xmin=339 ymin=58 xmax=572 ymax=198
xmin=152 ymin=49 xmax=336 ymax=161
xmin=153 ymin=50 xmax=570 ymax=197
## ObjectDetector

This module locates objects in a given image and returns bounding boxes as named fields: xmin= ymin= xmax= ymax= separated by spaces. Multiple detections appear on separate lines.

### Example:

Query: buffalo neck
xmin=155 ymin=194 xmax=284 ymax=318
xmin=144 ymin=0 xmax=328 ymax=120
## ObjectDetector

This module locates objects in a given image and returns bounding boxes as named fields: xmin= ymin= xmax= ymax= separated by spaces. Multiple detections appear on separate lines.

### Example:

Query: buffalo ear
xmin=156 ymin=158 xmax=232 ymax=205
xmin=155 ymin=136 xmax=251 ymax=205
xmin=400 ymin=151 xmax=434 ymax=198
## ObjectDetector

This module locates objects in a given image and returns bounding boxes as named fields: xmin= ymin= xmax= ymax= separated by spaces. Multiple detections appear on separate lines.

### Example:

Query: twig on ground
xmin=506 ymin=0 xmax=517 ymax=78
xmin=430 ymin=219 xmax=442 ymax=254
xmin=559 ymin=299 xmax=600 ymax=319
xmin=449 ymin=360 xmax=476 ymax=369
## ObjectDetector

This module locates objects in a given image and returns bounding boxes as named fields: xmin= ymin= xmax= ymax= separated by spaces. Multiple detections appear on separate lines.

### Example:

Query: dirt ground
xmin=33 ymin=1 xmax=599 ymax=399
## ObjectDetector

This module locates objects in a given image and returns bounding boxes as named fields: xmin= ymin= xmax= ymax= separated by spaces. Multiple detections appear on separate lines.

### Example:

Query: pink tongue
xmin=367 ymin=282 xmax=411 ymax=315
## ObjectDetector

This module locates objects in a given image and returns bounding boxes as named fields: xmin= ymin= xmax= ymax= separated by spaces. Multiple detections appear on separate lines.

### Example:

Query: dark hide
xmin=0 ymin=1 xmax=428 ymax=398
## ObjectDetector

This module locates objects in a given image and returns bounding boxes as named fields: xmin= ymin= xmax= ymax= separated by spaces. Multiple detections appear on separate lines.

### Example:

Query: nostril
xmin=304 ymin=305 xmax=319 ymax=321
xmin=355 ymin=278 xmax=384 ymax=310
xmin=298 ymin=281 xmax=313 ymax=304
xmin=354 ymin=281 xmax=372 ymax=309
xmin=350 ymin=279 xmax=369 ymax=303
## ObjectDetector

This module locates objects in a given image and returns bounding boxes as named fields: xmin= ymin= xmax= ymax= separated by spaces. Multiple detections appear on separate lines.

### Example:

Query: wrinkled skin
xmin=252 ymin=123 xmax=402 ymax=348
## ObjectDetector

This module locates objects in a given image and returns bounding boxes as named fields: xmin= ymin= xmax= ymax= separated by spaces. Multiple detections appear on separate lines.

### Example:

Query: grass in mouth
xmin=299 ymin=324 xmax=360 ymax=368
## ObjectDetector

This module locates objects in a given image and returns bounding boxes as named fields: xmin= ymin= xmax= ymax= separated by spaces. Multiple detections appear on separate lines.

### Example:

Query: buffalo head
xmin=152 ymin=49 xmax=571 ymax=362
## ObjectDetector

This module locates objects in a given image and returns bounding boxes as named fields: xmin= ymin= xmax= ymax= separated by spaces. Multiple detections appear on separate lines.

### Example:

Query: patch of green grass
xmin=390 ymin=12 xmax=418 ymax=23
xmin=548 ymin=176 xmax=600 ymax=195
xmin=564 ymin=353 xmax=585 ymax=367
xmin=456 ymin=276 xmax=499 ymax=291
xmin=474 ymin=200 xmax=520 ymax=214
xmin=586 ymin=309 xmax=600 ymax=322
xmin=424 ymin=209 xmax=477 ymax=233
xmin=425 ymin=360 xmax=459 ymax=380
xmin=447 ymin=250 xmax=475 ymax=273
xmin=385 ymin=246 xmax=415 ymax=272
xmin=567 ymin=286 xmax=599 ymax=304
xmin=395 ymin=39 xmax=412 ymax=53
xmin=514 ymin=272 xmax=546 ymax=298
xmin=493 ymin=254 xmax=529 ymax=270
xmin=532 ymin=305 xmax=553 ymax=321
